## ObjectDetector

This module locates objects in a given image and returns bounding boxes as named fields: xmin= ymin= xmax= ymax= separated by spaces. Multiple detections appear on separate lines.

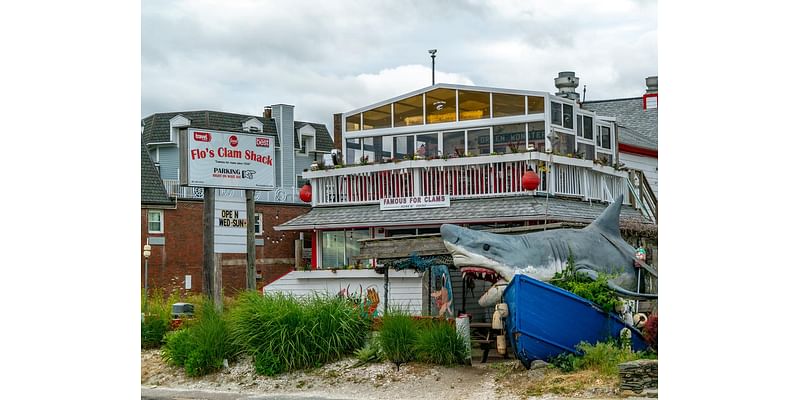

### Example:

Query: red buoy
xmin=521 ymin=170 xmax=540 ymax=191
xmin=299 ymin=184 xmax=312 ymax=203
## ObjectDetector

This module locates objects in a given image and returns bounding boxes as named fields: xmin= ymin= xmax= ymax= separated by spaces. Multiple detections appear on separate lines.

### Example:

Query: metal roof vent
xmin=554 ymin=71 xmax=580 ymax=101
xmin=645 ymin=76 xmax=658 ymax=94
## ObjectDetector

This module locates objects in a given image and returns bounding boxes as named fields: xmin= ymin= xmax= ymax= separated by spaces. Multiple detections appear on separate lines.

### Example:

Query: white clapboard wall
xmin=262 ymin=269 xmax=424 ymax=315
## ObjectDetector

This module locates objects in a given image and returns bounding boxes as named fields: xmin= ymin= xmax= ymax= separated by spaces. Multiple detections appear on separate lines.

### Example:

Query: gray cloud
xmin=142 ymin=0 xmax=657 ymax=133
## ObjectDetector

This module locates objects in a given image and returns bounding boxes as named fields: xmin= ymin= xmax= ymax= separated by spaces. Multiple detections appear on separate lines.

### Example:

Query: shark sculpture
xmin=441 ymin=195 xmax=657 ymax=307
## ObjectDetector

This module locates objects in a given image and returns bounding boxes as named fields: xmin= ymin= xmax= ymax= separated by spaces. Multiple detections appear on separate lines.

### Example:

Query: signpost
xmin=181 ymin=129 xmax=276 ymax=309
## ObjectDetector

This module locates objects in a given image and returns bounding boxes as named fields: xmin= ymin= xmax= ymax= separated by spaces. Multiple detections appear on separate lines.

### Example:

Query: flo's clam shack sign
xmin=380 ymin=195 xmax=450 ymax=211
xmin=180 ymin=128 xmax=276 ymax=190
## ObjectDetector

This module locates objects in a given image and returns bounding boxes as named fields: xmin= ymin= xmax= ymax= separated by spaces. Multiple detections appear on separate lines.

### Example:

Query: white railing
xmin=162 ymin=179 xmax=304 ymax=204
xmin=304 ymin=152 xmax=631 ymax=206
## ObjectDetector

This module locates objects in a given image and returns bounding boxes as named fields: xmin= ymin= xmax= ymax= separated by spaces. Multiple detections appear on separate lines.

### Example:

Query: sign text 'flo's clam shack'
xmin=180 ymin=128 xmax=276 ymax=190
xmin=380 ymin=195 xmax=450 ymax=211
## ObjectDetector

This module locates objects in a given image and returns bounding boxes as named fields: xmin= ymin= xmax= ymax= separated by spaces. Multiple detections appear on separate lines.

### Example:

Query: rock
xmin=530 ymin=360 xmax=549 ymax=370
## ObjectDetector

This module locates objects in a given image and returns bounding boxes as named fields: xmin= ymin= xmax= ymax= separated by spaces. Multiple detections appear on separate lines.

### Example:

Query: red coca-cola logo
xmin=229 ymin=135 xmax=238 ymax=147
xmin=193 ymin=131 xmax=211 ymax=142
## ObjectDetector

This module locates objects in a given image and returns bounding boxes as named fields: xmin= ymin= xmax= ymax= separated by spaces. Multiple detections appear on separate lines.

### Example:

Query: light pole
xmin=428 ymin=49 xmax=437 ymax=85
xmin=143 ymin=243 xmax=151 ymax=305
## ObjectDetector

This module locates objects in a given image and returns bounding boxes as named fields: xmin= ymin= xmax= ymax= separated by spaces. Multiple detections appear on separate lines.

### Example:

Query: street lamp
xmin=143 ymin=243 xmax=151 ymax=304
xmin=428 ymin=49 xmax=437 ymax=85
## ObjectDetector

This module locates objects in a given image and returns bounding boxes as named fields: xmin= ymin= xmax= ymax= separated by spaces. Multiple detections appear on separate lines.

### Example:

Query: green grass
xmin=141 ymin=288 xmax=180 ymax=348
xmin=378 ymin=310 xmax=419 ymax=368
xmin=414 ymin=320 xmax=469 ymax=366
xmin=160 ymin=300 xmax=235 ymax=377
xmin=550 ymin=340 xmax=655 ymax=376
xmin=228 ymin=291 xmax=370 ymax=376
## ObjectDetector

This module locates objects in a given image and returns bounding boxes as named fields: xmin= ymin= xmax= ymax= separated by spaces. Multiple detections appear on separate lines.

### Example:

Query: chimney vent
xmin=263 ymin=106 xmax=272 ymax=119
xmin=645 ymin=76 xmax=658 ymax=94
xmin=554 ymin=71 xmax=580 ymax=101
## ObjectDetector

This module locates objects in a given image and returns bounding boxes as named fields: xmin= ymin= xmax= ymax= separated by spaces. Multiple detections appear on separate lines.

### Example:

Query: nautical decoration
xmin=299 ymin=183 xmax=312 ymax=203
xmin=521 ymin=169 xmax=541 ymax=191
xmin=430 ymin=264 xmax=454 ymax=317
xmin=636 ymin=247 xmax=647 ymax=261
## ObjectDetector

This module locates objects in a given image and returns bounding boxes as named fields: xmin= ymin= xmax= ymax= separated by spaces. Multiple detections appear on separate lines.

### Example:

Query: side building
xmin=140 ymin=106 xmax=335 ymax=295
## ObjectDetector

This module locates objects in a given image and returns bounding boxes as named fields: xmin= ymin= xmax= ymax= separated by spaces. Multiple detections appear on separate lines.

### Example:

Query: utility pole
xmin=429 ymin=49 xmax=437 ymax=85
xmin=203 ymin=188 xmax=216 ymax=302
xmin=246 ymin=189 xmax=256 ymax=290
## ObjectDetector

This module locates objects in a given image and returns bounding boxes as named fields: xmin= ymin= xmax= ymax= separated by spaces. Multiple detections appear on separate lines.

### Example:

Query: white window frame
xmin=147 ymin=210 xmax=163 ymax=234
xmin=254 ymin=213 xmax=263 ymax=236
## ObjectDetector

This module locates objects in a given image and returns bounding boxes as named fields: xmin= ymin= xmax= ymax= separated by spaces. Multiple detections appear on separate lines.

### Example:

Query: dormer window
xmin=169 ymin=115 xmax=190 ymax=144
xmin=242 ymin=118 xmax=263 ymax=133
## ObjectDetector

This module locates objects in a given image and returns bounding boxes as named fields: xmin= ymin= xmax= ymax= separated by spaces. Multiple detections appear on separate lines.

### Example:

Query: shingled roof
xmin=141 ymin=110 xmax=333 ymax=152
xmin=582 ymin=97 xmax=657 ymax=151
xmin=275 ymin=195 xmax=653 ymax=231
xmin=141 ymin=139 xmax=172 ymax=205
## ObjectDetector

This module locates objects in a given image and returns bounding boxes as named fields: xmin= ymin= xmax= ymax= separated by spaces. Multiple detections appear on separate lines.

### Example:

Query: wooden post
xmin=295 ymin=239 xmax=302 ymax=270
xmin=383 ymin=266 xmax=389 ymax=315
xmin=214 ymin=253 xmax=223 ymax=312
xmin=203 ymin=188 xmax=215 ymax=300
xmin=246 ymin=189 xmax=256 ymax=290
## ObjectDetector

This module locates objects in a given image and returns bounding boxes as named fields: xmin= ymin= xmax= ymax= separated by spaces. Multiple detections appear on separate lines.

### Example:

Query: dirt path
xmin=141 ymin=349 xmax=624 ymax=400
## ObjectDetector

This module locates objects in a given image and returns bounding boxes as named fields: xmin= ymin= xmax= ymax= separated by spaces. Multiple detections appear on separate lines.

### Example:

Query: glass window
xmin=392 ymin=135 xmax=415 ymax=160
xmin=582 ymin=116 xmax=594 ymax=140
xmin=551 ymin=102 xmax=562 ymax=126
xmin=321 ymin=230 xmax=345 ymax=268
xmin=601 ymin=126 xmax=611 ymax=149
xmin=369 ymin=136 xmax=391 ymax=162
xmin=492 ymin=123 xmax=526 ymax=154
xmin=527 ymin=96 xmax=545 ymax=114
xmin=254 ymin=213 xmax=263 ymax=235
xmin=363 ymin=104 xmax=392 ymax=130
xmin=443 ymin=130 xmax=465 ymax=157
xmin=393 ymin=94 xmax=424 ymax=127
xmin=147 ymin=210 xmax=163 ymax=233
xmin=597 ymin=152 xmax=614 ymax=166
xmin=345 ymin=229 xmax=370 ymax=267
xmin=492 ymin=93 xmax=525 ymax=118
xmin=551 ymin=130 xmax=576 ymax=156
xmin=362 ymin=137 xmax=375 ymax=163
xmin=458 ymin=90 xmax=489 ymax=121
xmin=577 ymin=143 xmax=595 ymax=161
xmin=426 ymin=88 xmax=457 ymax=124
xmin=467 ymin=128 xmax=491 ymax=156
xmin=345 ymin=114 xmax=361 ymax=131
xmin=562 ymin=104 xmax=574 ymax=129
xmin=527 ymin=121 xmax=546 ymax=152
xmin=345 ymin=138 xmax=361 ymax=164
xmin=415 ymin=132 xmax=438 ymax=158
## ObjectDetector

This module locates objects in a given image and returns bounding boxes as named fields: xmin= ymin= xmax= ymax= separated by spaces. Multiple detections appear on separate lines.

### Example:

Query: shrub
xmin=160 ymin=300 xmax=234 ymax=377
xmin=414 ymin=320 xmax=469 ymax=366
xmin=550 ymin=340 xmax=650 ymax=376
xmin=162 ymin=328 xmax=193 ymax=367
xmin=378 ymin=310 xmax=418 ymax=368
xmin=643 ymin=314 xmax=658 ymax=352
xmin=229 ymin=291 xmax=370 ymax=375
xmin=141 ymin=288 xmax=180 ymax=348
xmin=352 ymin=333 xmax=384 ymax=368
xmin=141 ymin=315 xmax=170 ymax=348
xmin=550 ymin=253 xmax=622 ymax=313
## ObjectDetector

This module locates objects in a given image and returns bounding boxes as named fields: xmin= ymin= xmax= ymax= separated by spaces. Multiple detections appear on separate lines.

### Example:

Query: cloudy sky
xmin=142 ymin=0 xmax=657 ymax=132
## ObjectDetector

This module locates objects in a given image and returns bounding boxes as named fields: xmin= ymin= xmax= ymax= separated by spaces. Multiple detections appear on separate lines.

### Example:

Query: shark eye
xmin=483 ymin=244 xmax=491 ymax=251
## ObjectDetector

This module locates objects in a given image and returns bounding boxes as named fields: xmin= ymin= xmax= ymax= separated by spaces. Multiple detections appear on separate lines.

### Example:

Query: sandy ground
xmin=141 ymin=349 xmax=629 ymax=400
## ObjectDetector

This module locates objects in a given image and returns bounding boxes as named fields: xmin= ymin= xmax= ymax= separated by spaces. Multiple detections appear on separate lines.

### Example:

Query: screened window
xmin=393 ymin=94 xmax=423 ymax=127
xmin=527 ymin=96 xmax=545 ymax=114
xmin=577 ymin=143 xmax=595 ymax=161
xmin=426 ymin=88 xmax=457 ymax=124
xmin=443 ymin=130 xmax=466 ymax=157
xmin=492 ymin=93 xmax=525 ymax=118
xmin=582 ymin=116 xmax=594 ymax=140
xmin=601 ymin=126 xmax=612 ymax=149
xmin=467 ymin=128 xmax=491 ymax=155
xmin=551 ymin=130 xmax=576 ymax=156
xmin=562 ymin=104 xmax=574 ymax=129
xmin=363 ymin=104 xmax=392 ymax=130
xmin=551 ymin=102 xmax=562 ymax=126
xmin=345 ymin=138 xmax=361 ymax=164
xmin=416 ymin=132 xmax=439 ymax=158
xmin=147 ymin=210 xmax=163 ymax=233
xmin=527 ymin=121 xmax=545 ymax=152
xmin=597 ymin=152 xmax=614 ymax=166
xmin=458 ymin=90 xmax=490 ymax=121
xmin=492 ymin=123 xmax=526 ymax=154
xmin=345 ymin=114 xmax=361 ymax=131
xmin=393 ymin=135 xmax=415 ymax=159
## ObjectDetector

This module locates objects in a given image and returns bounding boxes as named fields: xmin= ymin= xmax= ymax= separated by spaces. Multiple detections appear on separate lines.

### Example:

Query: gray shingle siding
xmin=141 ymin=140 xmax=172 ymax=205
xmin=582 ymin=97 xmax=657 ymax=150
xmin=141 ymin=110 xmax=279 ymax=146
xmin=294 ymin=121 xmax=334 ymax=152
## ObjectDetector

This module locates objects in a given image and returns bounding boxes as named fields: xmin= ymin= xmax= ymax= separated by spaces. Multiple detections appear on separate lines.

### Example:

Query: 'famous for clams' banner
xmin=180 ymin=128 xmax=276 ymax=190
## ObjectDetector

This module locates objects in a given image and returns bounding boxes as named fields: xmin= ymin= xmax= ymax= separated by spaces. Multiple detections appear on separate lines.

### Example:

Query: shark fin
xmin=586 ymin=194 xmax=624 ymax=238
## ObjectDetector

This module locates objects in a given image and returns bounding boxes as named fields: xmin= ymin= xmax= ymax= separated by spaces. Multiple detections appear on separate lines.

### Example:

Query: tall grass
xmin=141 ymin=288 xmax=180 ymax=348
xmin=414 ymin=320 xmax=469 ymax=366
xmin=550 ymin=340 xmax=654 ymax=376
xmin=161 ymin=300 xmax=235 ymax=377
xmin=378 ymin=310 xmax=418 ymax=368
xmin=228 ymin=291 xmax=370 ymax=375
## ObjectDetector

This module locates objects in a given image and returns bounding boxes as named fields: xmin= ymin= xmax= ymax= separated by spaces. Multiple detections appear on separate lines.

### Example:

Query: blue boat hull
xmin=503 ymin=274 xmax=648 ymax=367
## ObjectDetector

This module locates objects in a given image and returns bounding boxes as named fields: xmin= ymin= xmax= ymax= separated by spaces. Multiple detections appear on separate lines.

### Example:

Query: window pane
xmin=527 ymin=121 xmax=546 ymax=152
xmin=576 ymin=114 xmax=583 ymax=137
xmin=370 ymin=136 xmax=391 ymax=162
xmin=458 ymin=90 xmax=489 ymax=121
xmin=492 ymin=93 xmax=525 ymax=118
xmin=527 ymin=96 xmax=545 ymax=114
xmin=321 ymin=231 xmax=345 ymax=268
xmin=392 ymin=135 xmax=415 ymax=160
xmin=562 ymin=104 xmax=574 ymax=129
xmin=551 ymin=102 xmax=562 ymax=125
xmin=254 ymin=214 xmax=262 ymax=234
xmin=467 ymin=128 xmax=491 ymax=156
xmin=597 ymin=152 xmax=614 ymax=166
xmin=601 ymin=126 xmax=611 ymax=149
xmin=426 ymin=88 xmax=457 ymax=124
xmin=393 ymin=94 xmax=424 ymax=127
xmin=492 ymin=123 xmax=526 ymax=154
xmin=443 ymin=130 xmax=465 ymax=157
xmin=345 ymin=138 xmax=361 ymax=164
xmin=416 ymin=132 xmax=438 ymax=158
xmin=362 ymin=104 xmax=392 ymax=130
xmin=148 ymin=211 xmax=161 ymax=232
xmin=551 ymin=131 xmax=576 ymax=156
xmin=362 ymin=137 xmax=375 ymax=163
xmin=345 ymin=229 xmax=370 ymax=267
xmin=345 ymin=114 xmax=361 ymax=131
xmin=577 ymin=143 xmax=595 ymax=160
xmin=583 ymin=116 xmax=594 ymax=140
